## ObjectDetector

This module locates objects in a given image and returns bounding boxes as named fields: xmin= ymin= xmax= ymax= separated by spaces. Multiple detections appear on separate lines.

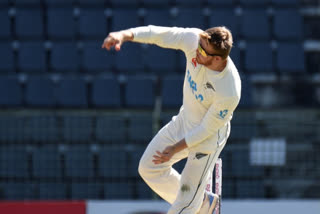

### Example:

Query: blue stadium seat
xmin=82 ymin=41 xmax=114 ymax=72
xmin=142 ymin=0 xmax=172 ymax=6
xmin=128 ymin=147 xmax=144 ymax=177
xmin=50 ymin=42 xmax=79 ymax=72
xmin=112 ymin=9 xmax=140 ymax=31
xmin=0 ymin=0 xmax=9 ymax=6
xmin=230 ymin=44 xmax=240 ymax=69
xmin=47 ymin=8 xmax=76 ymax=39
xmin=238 ymin=74 xmax=253 ymax=107
xmin=95 ymin=114 xmax=126 ymax=143
xmin=209 ymin=9 xmax=238 ymax=39
xmin=78 ymin=0 xmax=106 ymax=6
xmin=271 ymin=0 xmax=299 ymax=6
xmin=177 ymin=51 xmax=186 ymax=70
xmin=161 ymin=75 xmax=184 ymax=108
xmin=39 ymin=182 xmax=67 ymax=199
xmin=92 ymin=76 xmax=121 ymax=108
xmin=0 ymin=116 xmax=26 ymax=143
xmin=110 ymin=0 xmax=139 ymax=7
xmin=0 ymin=146 xmax=28 ymax=178
xmin=104 ymin=182 xmax=133 ymax=199
xmin=245 ymin=42 xmax=273 ymax=72
xmin=18 ymin=41 xmax=46 ymax=72
xmin=125 ymin=75 xmax=155 ymax=108
xmin=45 ymin=0 xmax=75 ymax=6
xmin=0 ymin=42 xmax=14 ymax=72
xmin=137 ymin=181 xmax=153 ymax=199
xmin=79 ymin=8 xmax=107 ymax=39
xmin=25 ymin=115 xmax=59 ymax=143
xmin=274 ymin=9 xmax=303 ymax=40
xmin=15 ymin=0 xmax=42 ymax=5
xmin=56 ymin=77 xmax=88 ymax=107
xmin=144 ymin=9 xmax=171 ymax=26
xmin=71 ymin=183 xmax=102 ymax=199
xmin=0 ymin=76 xmax=22 ymax=107
xmin=98 ymin=147 xmax=128 ymax=178
xmin=25 ymin=76 xmax=55 ymax=107
xmin=276 ymin=42 xmax=305 ymax=73
xmin=175 ymin=0 xmax=201 ymax=6
xmin=145 ymin=45 xmax=177 ymax=72
xmin=236 ymin=179 xmax=265 ymax=198
xmin=0 ymin=9 xmax=10 ymax=39
xmin=207 ymin=0 xmax=235 ymax=6
xmin=114 ymin=42 xmax=144 ymax=71
xmin=231 ymin=147 xmax=264 ymax=177
xmin=32 ymin=146 xmax=61 ymax=178
xmin=239 ymin=0 xmax=270 ymax=6
xmin=62 ymin=115 xmax=93 ymax=143
xmin=0 ymin=182 xmax=37 ymax=200
xmin=128 ymin=112 xmax=153 ymax=143
xmin=174 ymin=8 xmax=206 ymax=30
xmin=241 ymin=9 xmax=270 ymax=39
xmin=15 ymin=8 xmax=43 ymax=39
xmin=64 ymin=145 xmax=94 ymax=178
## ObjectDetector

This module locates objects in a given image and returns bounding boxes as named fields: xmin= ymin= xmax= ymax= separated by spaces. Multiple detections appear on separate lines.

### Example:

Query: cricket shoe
xmin=197 ymin=192 xmax=219 ymax=214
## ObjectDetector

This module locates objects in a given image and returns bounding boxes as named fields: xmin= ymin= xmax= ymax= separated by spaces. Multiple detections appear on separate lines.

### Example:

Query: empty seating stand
xmin=98 ymin=147 xmax=128 ymax=178
xmin=25 ymin=76 xmax=55 ymax=107
xmin=161 ymin=75 xmax=184 ymax=108
xmin=15 ymin=8 xmax=44 ymax=39
xmin=0 ymin=8 xmax=10 ymax=39
xmin=79 ymin=8 xmax=108 ymax=39
xmin=62 ymin=115 xmax=93 ymax=143
xmin=18 ymin=41 xmax=46 ymax=72
xmin=0 ymin=76 xmax=22 ymax=107
xmin=50 ymin=42 xmax=79 ymax=72
xmin=95 ymin=114 xmax=126 ymax=143
xmin=245 ymin=42 xmax=273 ymax=73
xmin=0 ymin=42 xmax=14 ymax=72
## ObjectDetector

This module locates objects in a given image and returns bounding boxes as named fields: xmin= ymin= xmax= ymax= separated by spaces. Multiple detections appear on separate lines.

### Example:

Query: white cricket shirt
xmin=131 ymin=25 xmax=241 ymax=148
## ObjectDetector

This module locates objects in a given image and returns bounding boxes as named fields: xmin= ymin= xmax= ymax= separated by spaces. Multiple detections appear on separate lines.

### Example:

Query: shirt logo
xmin=187 ymin=70 xmax=203 ymax=102
xmin=219 ymin=109 xmax=228 ymax=119
xmin=191 ymin=58 xmax=197 ymax=68
xmin=204 ymin=82 xmax=215 ymax=91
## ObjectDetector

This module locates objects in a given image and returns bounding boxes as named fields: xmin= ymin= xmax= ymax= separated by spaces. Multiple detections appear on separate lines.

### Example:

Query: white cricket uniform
xmin=131 ymin=25 xmax=241 ymax=214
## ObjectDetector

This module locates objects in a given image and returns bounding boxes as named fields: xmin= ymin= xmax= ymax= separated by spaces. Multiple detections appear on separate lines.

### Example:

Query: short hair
xmin=204 ymin=26 xmax=233 ymax=60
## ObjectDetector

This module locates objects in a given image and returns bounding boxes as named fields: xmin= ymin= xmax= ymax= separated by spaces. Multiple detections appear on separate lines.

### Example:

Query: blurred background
xmin=0 ymin=0 xmax=319 ymax=212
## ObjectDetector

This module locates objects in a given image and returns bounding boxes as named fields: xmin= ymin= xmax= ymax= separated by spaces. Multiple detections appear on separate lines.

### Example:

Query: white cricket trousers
xmin=138 ymin=113 xmax=230 ymax=214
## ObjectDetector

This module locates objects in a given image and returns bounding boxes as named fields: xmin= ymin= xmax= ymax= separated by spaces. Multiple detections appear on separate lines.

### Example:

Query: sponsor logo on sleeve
xmin=218 ymin=109 xmax=228 ymax=119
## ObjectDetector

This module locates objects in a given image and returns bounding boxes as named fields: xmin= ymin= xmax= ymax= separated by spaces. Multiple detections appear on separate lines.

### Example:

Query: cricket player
xmin=102 ymin=25 xmax=241 ymax=214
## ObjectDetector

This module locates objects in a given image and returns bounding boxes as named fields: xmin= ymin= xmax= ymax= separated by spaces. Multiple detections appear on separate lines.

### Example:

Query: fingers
xmin=101 ymin=32 xmax=122 ymax=51
xmin=152 ymin=150 xmax=171 ymax=165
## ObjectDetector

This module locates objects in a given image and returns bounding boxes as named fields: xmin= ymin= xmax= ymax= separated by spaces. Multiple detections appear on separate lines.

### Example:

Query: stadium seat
xmin=47 ymin=8 xmax=76 ymax=39
xmin=45 ymin=0 xmax=75 ymax=6
xmin=245 ymin=42 xmax=273 ymax=73
xmin=273 ymin=9 xmax=303 ymax=40
xmin=136 ymin=181 xmax=153 ymax=199
xmin=208 ymin=0 xmax=235 ymax=6
xmin=39 ymin=182 xmax=67 ymax=199
xmin=238 ymin=74 xmax=253 ymax=107
xmin=161 ymin=75 xmax=184 ymax=108
xmin=230 ymin=44 xmax=241 ymax=69
xmin=125 ymin=75 xmax=155 ymax=108
xmin=15 ymin=8 xmax=43 ymax=39
xmin=98 ymin=147 xmax=128 ymax=178
xmin=55 ymin=77 xmax=88 ymax=107
xmin=236 ymin=179 xmax=265 ymax=198
xmin=271 ymin=0 xmax=299 ymax=6
xmin=114 ymin=42 xmax=144 ymax=71
xmin=174 ymin=8 xmax=206 ymax=30
xmin=0 ymin=9 xmax=10 ymax=39
xmin=177 ymin=51 xmax=186 ymax=71
xmin=0 ymin=42 xmax=14 ymax=72
xmin=25 ymin=76 xmax=55 ymax=107
xmin=0 ymin=76 xmax=22 ymax=107
xmin=82 ymin=41 xmax=114 ymax=72
xmin=25 ymin=115 xmax=59 ymax=143
xmin=0 ymin=182 xmax=37 ymax=200
xmin=175 ymin=0 xmax=202 ymax=6
xmin=71 ymin=182 xmax=102 ymax=199
xmin=239 ymin=0 xmax=270 ymax=6
xmin=32 ymin=145 xmax=62 ymax=178
xmin=92 ymin=76 xmax=121 ymax=108
xmin=50 ymin=42 xmax=79 ymax=72
xmin=128 ymin=112 xmax=153 ymax=143
xmin=15 ymin=0 xmax=42 ymax=5
xmin=79 ymin=8 xmax=107 ymax=39
xmin=142 ymin=0 xmax=172 ymax=7
xmin=145 ymin=45 xmax=177 ymax=72
xmin=104 ymin=182 xmax=133 ymax=199
xmin=110 ymin=0 xmax=140 ymax=7
xmin=128 ymin=147 xmax=145 ymax=177
xmin=0 ymin=146 xmax=29 ymax=178
xmin=95 ymin=114 xmax=126 ymax=143
xmin=241 ymin=9 xmax=270 ymax=40
xmin=0 ymin=116 xmax=26 ymax=143
xmin=111 ymin=9 xmax=140 ymax=31
xmin=62 ymin=115 xmax=93 ymax=143
xmin=78 ymin=0 xmax=106 ymax=6
xmin=144 ymin=9 xmax=172 ymax=26
xmin=209 ymin=9 xmax=238 ymax=39
xmin=64 ymin=145 xmax=94 ymax=178
xmin=276 ymin=42 xmax=305 ymax=73
xmin=18 ymin=41 xmax=46 ymax=72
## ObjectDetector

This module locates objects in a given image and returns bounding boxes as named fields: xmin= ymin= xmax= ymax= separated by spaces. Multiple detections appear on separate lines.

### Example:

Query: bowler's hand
xmin=152 ymin=146 xmax=176 ymax=165
xmin=101 ymin=30 xmax=133 ymax=51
